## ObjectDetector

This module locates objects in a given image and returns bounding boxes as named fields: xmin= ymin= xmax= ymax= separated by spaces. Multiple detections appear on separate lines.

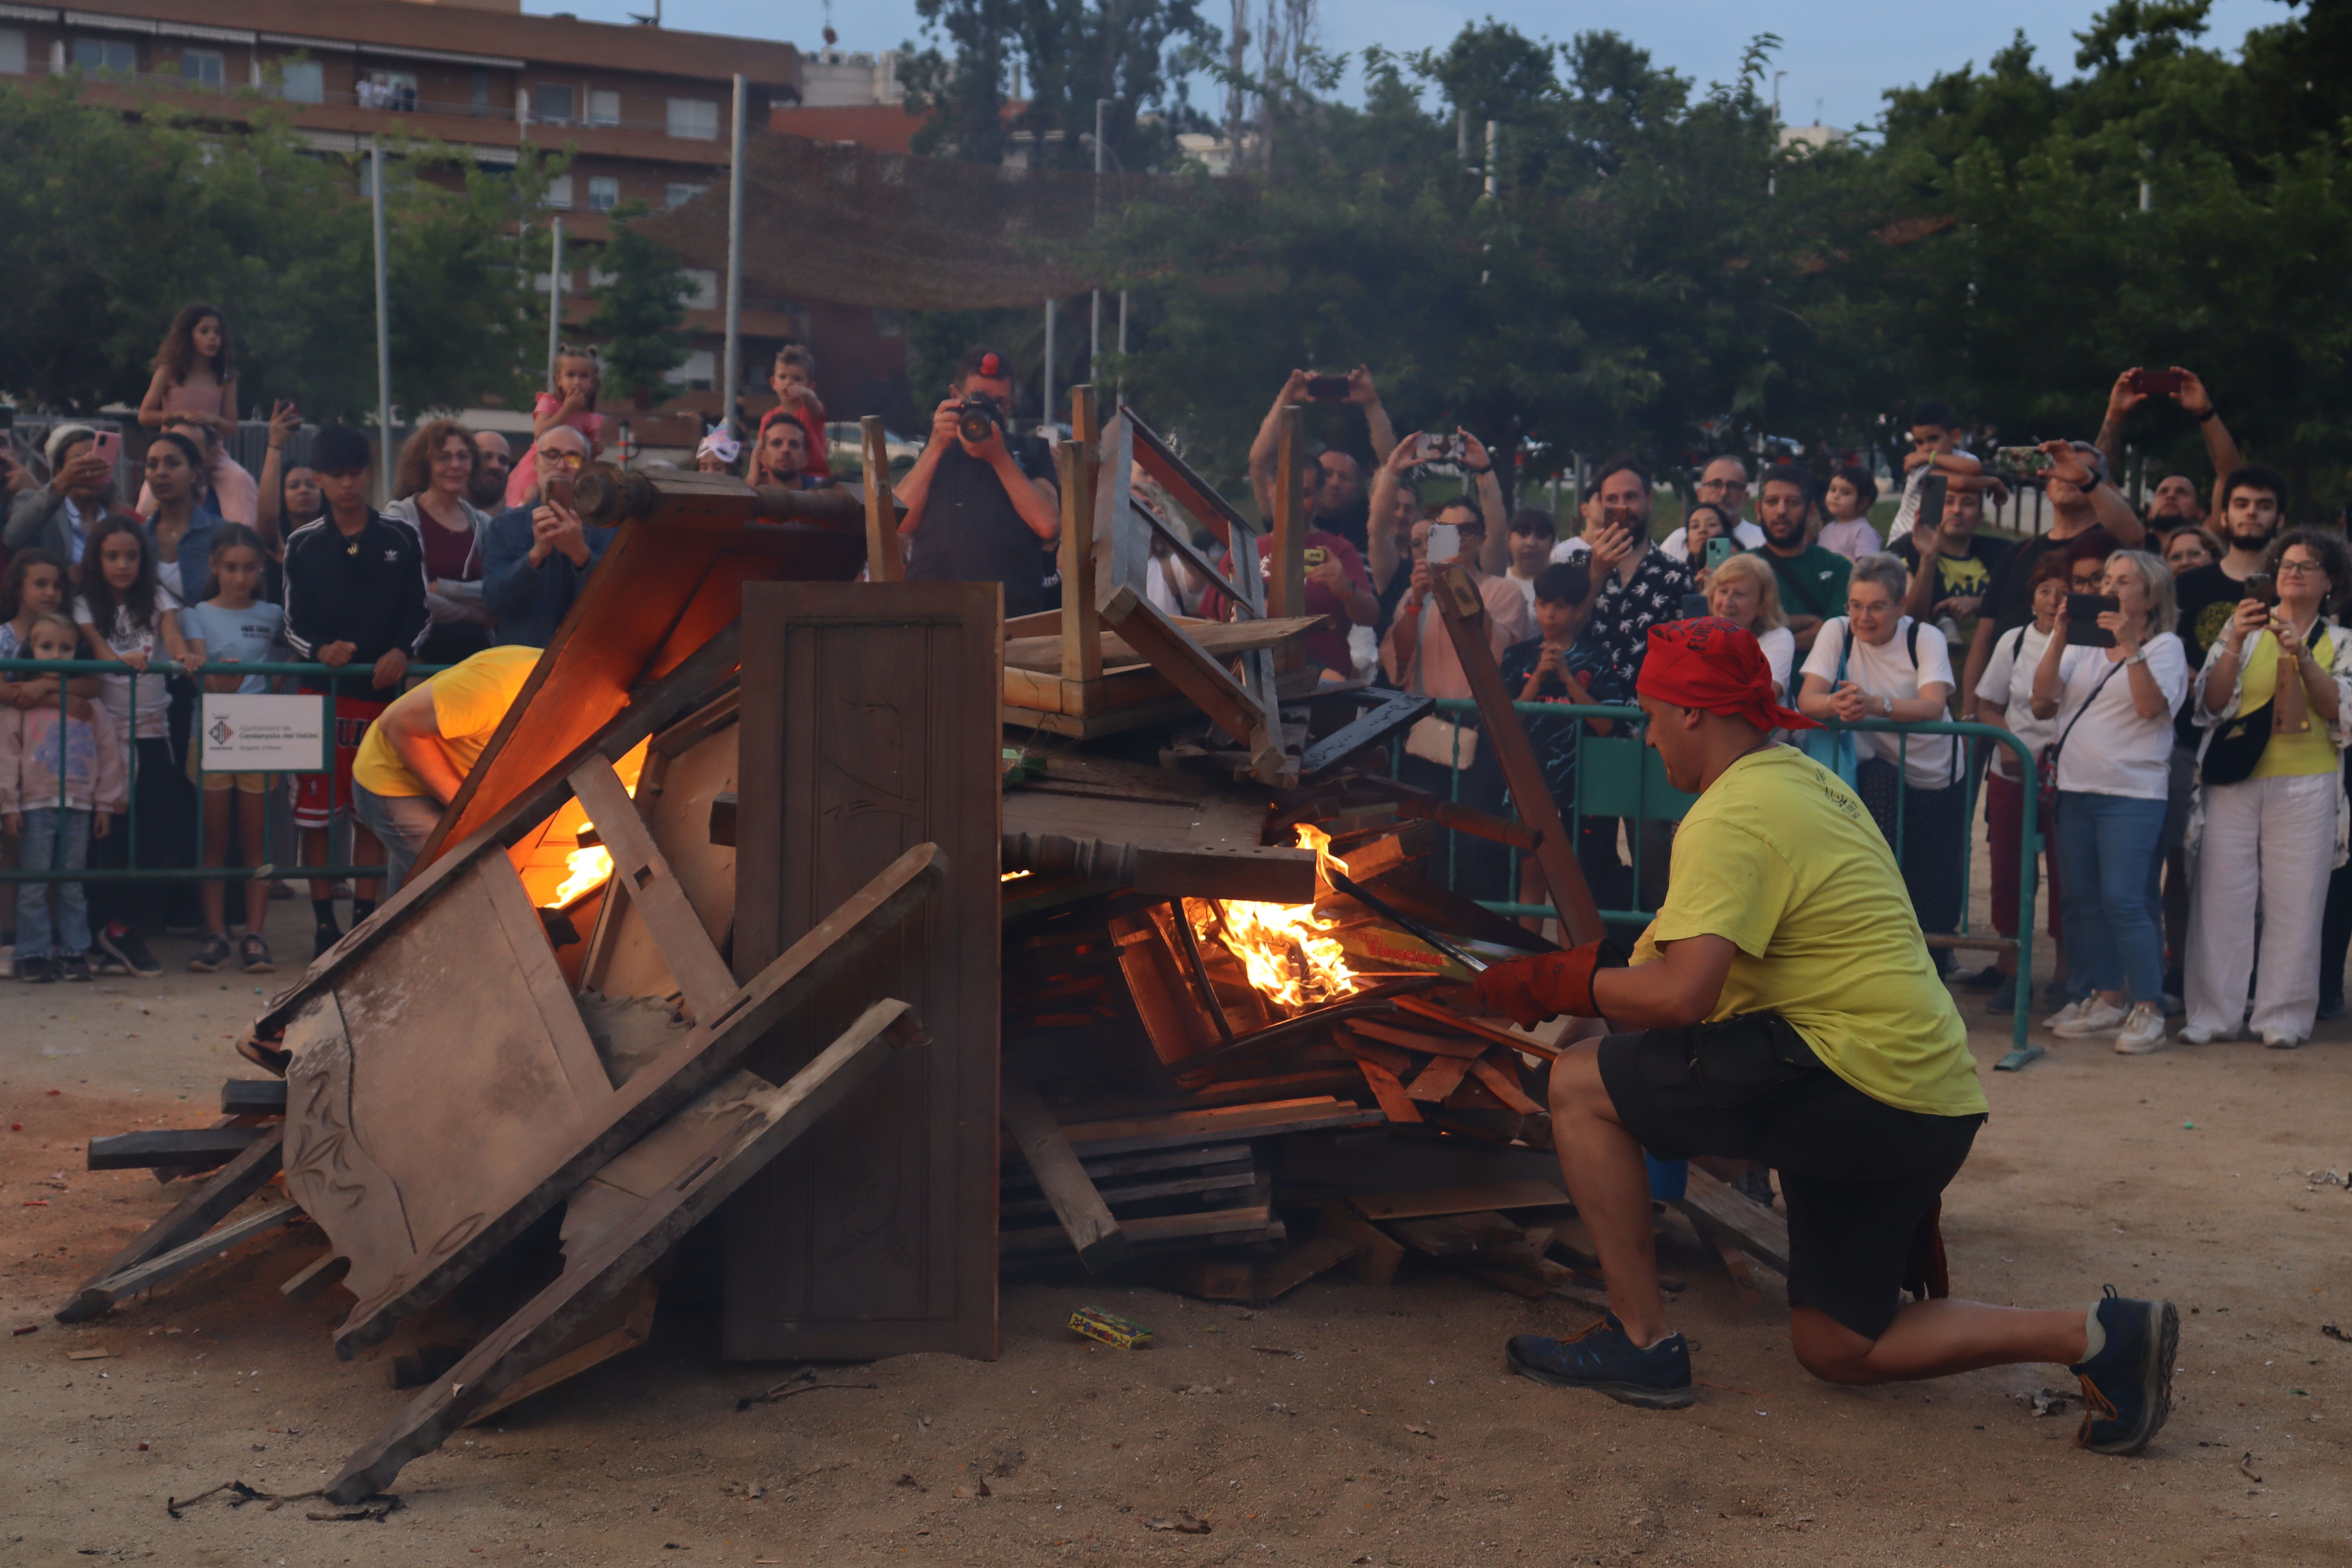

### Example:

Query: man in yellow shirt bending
xmin=348 ymin=644 xmax=540 ymax=895
xmin=1474 ymin=617 xmax=2175 ymax=1457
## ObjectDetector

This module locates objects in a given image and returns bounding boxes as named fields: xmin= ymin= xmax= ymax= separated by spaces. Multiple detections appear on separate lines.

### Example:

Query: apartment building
xmin=0 ymin=0 xmax=916 ymax=443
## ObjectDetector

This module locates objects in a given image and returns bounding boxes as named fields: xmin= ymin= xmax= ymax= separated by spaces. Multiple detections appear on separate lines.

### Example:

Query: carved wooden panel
xmin=728 ymin=582 xmax=1002 ymax=1361
xmin=581 ymin=712 xmax=740 ymax=1013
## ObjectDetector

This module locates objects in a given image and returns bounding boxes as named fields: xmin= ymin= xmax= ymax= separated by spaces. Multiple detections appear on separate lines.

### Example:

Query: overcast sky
xmin=546 ymin=0 xmax=2285 ymax=133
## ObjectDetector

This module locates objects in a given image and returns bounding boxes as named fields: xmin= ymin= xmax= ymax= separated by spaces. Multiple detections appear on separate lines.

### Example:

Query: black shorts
xmin=1599 ymin=1021 xmax=1984 ymax=1340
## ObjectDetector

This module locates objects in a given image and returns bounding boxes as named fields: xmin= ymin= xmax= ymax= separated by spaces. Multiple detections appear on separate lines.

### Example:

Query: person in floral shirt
xmin=1569 ymin=457 xmax=1697 ymax=702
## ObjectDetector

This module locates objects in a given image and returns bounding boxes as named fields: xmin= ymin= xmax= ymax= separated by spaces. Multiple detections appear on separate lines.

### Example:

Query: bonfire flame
xmin=539 ymin=742 xmax=649 ymax=910
xmin=1187 ymin=826 xmax=1360 ymax=1012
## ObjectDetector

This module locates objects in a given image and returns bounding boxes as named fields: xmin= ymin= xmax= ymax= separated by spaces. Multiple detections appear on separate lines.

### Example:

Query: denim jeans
xmin=2055 ymin=789 xmax=2169 ymax=1004
xmin=16 ymin=807 xmax=93 ymax=957
xmin=350 ymin=782 xmax=445 ymax=897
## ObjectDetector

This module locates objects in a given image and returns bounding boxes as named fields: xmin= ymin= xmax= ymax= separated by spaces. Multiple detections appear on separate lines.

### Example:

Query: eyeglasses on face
xmin=2279 ymin=558 xmax=2327 ymax=577
xmin=539 ymin=451 xmax=587 ymax=471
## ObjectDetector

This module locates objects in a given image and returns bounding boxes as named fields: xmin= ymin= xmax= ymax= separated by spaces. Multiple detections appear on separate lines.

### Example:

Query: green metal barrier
xmin=0 ymin=657 xmax=448 ymax=885
xmin=1408 ymin=698 xmax=2046 ymax=1060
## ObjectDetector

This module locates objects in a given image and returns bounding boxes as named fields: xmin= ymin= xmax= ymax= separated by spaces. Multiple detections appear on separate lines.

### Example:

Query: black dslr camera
xmin=956 ymin=393 xmax=1001 ymax=445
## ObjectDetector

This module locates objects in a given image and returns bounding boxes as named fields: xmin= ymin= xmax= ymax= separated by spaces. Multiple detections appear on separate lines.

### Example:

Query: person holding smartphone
xmin=479 ymin=426 xmax=609 ymax=650
xmin=2028 ymin=550 xmax=2188 ymax=1056
xmin=6 ymin=425 xmax=116 ymax=572
xmin=1248 ymin=367 xmax=1398 ymax=557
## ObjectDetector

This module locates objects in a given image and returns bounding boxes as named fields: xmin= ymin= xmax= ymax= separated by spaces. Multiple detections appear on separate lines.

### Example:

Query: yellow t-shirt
xmin=2241 ymin=627 xmax=2337 ymax=779
xmin=1630 ymin=744 xmax=1987 ymax=1118
xmin=350 ymin=646 xmax=541 ymax=800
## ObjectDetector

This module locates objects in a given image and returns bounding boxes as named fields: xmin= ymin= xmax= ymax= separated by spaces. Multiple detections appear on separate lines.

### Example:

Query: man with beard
xmin=1752 ymin=467 xmax=1848 ymax=655
xmin=470 ymin=430 xmax=514 ymax=511
xmin=1247 ymin=367 xmax=1397 ymax=557
xmin=2094 ymin=367 xmax=2242 ymax=532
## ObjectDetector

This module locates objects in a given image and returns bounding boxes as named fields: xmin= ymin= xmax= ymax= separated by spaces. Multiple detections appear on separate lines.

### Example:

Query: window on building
xmin=666 ymin=96 xmax=718 ymax=140
xmin=275 ymin=58 xmax=323 ymax=103
xmin=684 ymin=269 xmax=718 ymax=310
xmin=471 ymin=68 xmax=490 ymax=114
xmin=588 ymin=176 xmax=620 ymax=212
xmin=72 ymin=38 xmax=136 ymax=76
xmin=179 ymin=49 xmax=223 ymax=87
xmin=588 ymin=89 xmax=620 ymax=127
xmin=359 ymin=69 xmax=417 ymax=113
xmin=668 ymin=349 xmax=716 ymax=390
xmin=543 ymin=173 xmax=574 ymax=210
xmin=663 ymin=181 xmax=706 ymax=209
xmin=873 ymin=308 xmax=905 ymax=338
xmin=0 ymin=29 xmax=26 ymax=76
xmin=533 ymin=82 xmax=575 ymax=124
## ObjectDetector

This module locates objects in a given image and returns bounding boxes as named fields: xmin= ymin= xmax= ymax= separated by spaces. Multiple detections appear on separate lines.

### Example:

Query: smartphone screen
xmin=87 ymin=430 xmax=120 ymax=470
xmin=2066 ymin=592 xmax=2119 ymax=648
xmin=1305 ymin=375 xmax=1351 ymax=401
xmin=544 ymin=470 xmax=575 ymax=511
xmin=2244 ymin=573 xmax=2277 ymax=607
xmin=2132 ymin=368 xmax=2183 ymax=397
xmin=1994 ymin=445 xmax=2052 ymax=475
xmin=1427 ymin=523 xmax=1461 ymax=563
xmin=1704 ymin=536 xmax=1737 ymax=571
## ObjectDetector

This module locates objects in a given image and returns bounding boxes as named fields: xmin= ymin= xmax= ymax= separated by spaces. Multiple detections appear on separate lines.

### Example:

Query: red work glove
xmin=1474 ymin=940 xmax=1623 ymax=1027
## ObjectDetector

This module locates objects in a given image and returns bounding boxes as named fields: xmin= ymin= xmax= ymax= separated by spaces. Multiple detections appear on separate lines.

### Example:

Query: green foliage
xmin=583 ymin=201 xmax=693 ymax=403
xmin=901 ymin=0 xmax=1216 ymax=169
xmin=0 ymin=77 xmax=552 ymax=419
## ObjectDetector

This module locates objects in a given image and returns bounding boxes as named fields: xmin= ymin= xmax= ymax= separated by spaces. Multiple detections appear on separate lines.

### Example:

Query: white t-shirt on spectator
xmin=1755 ymin=625 xmax=1796 ymax=699
xmin=1888 ymin=452 xmax=1976 ymax=544
xmin=1661 ymin=519 xmax=1766 ymax=562
xmin=2049 ymin=637 xmax=2189 ymax=799
xmin=73 ymin=586 xmax=181 ymax=741
xmin=1800 ymin=614 xmax=1958 ymax=788
xmin=1975 ymin=621 xmax=2058 ymax=780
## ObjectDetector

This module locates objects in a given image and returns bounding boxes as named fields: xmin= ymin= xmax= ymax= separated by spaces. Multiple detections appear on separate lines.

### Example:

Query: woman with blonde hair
xmin=2030 ymin=549 xmax=2189 ymax=1055
xmin=1706 ymin=551 xmax=1793 ymax=696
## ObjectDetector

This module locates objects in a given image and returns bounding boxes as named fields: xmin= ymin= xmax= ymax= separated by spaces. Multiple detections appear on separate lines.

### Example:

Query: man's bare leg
xmin=1790 ymin=1301 xmax=2087 ymax=1384
xmin=1545 ymin=1039 xmax=1670 ymax=1344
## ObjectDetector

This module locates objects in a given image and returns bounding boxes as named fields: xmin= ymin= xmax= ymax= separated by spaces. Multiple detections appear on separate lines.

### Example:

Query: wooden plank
xmin=1672 ymin=1166 xmax=1792 ymax=1276
xmin=1057 ymin=423 xmax=1102 ymax=684
xmin=1316 ymin=1202 xmax=1405 ymax=1286
xmin=1348 ymin=1180 xmax=1573 ymax=1222
xmin=476 ymin=851 xmax=615 ymax=1104
xmin=1346 ymin=1019 xmax=1490 ymax=1062
xmin=1468 ymin=1051 xmax=1545 ymax=1115
xmin=1000 ymin=1204 xmax=1274 ymax=1257
xmin=87 ymin=1128 xmax=263 ymax=1171
xmin=1001 ymin=1166 xmax=1256 ymax=1218
xmin=287 ymin=844 xmax=944 ymax=1361
xmin=1250 ymin=1235 xmax=1360 ymax=1301
xmin=1054 ymin=1098 xmax=1377 ymax=1154
xmin=1392 ymin=995 xmax=1560 ymax=1061
xmin=1004 ymin=615 xmax=1323 ymax=674
xmin=280 ymin=1252 xmax=350 ymax=1304
xmin=1128 ymin=494 xmax=1253 ymax=614
xmin=220 ymin=1079 xmax=287 ymax=1115
xmin=1427 ymin=561 xmax=1605 ymax=946
xmin=1000 ymin=1076 xmax=1130 ymax=1274
xmin=1403 ymin=1053 xmax=1474 ymax=1103
xmin=568 ymin=757 xmax=738 ymax=1024
xmin=61 ymin=1201 xmax=301 ymax=1320
xmin=728 ymin=582 xmax=1002 ymax=1363
xmin=861 ymin=415 xmax=902 ymax=582
xmin=1099 ymin=584 xmax=1267 ymax=742
xmin=582 ymin=715 xmax=741 ymax=1033
xmin=1144 ymin=1256 xmax=1255 ymax=1301
xmin=1298 ymin=690 xmax=1436 ymax=779
xmin=1350 ymin=1056 xmax=1422 ymax=1124
xmin=1337 ymin=1036 xmax=1414 ymax=1076
xmin=1383 ymin=1210 xmax=1523 ymax=1259
xmin=1109 ymin=912 xmax=1218 ymax=1071
xmin=323 ymin=999 xmax=925 ymax=1504
xmin=468 ymin=1275 xmax=659 ymax=1425
xmin=1684 ymin=1213 xmax=1765 ymax=1311
xmin=1125 ymin=408 xmax=1250 ymax=548
xmin=55 ymin=1128 xmax=284 ymax=1323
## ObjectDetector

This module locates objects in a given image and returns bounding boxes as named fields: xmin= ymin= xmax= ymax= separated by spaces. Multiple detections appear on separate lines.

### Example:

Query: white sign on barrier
xmin=200 ymin=693 xmax=331 ymax=773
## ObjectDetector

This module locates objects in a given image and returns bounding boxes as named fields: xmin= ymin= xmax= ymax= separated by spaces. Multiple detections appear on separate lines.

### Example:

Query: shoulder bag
xmin=2038 ymin=654 xmax=2127 ymax=818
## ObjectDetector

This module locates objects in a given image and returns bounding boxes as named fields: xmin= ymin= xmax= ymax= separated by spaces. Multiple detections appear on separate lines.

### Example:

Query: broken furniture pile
xmin=48 ymin=394 xmax=1791 ymax=1509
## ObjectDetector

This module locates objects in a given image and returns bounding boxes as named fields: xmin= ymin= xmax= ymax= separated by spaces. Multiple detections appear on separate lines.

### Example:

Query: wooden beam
xmin=86 ymin=1127 xmax=264 ymax=1171
xmin=1125 ymin=407 xmax=1251 ymax=548
xmin=1298 ymin=689 xmax=1436 ymax=778
xmin=1426 ymin=559 xmax=1605 ymax=946
xmin=323 ymin=999 xmax=928 ymax=1504
xmin=1671 ymin=1166 xmax=1792 ymax=1276
xmin=466 ymin=1276 xmax=658 ymax=1425
xmin=59 ymin=1201 xmax=301 ymax=1321
xmin=567 ymin=757 xmax=739 ymax=1024
xmin=999 ymin=1076 xmax=1131 ymax=1274
xmin=55 ymin=1128 xmax=284 ymax=1323
xmin=1348 ymin=1179 xmax=1571 ymax=1222
xmin=220 ymin=1079 xmax=287 ymax=1115
xmin=1060 ymin=387 xmax=1103 ymax=683
xmin=1129 ymin=496 xmax=1254 ymax=613
xmin=860 ymin=415 xmax=902 ymax=582
xmin=1097 ymin=585 xmax=1270 ymax=757
xmin=1097 ymin=409 xmax=1144 ymax=597
xmin=1268 ymin=403 xmax=1305 ymax=624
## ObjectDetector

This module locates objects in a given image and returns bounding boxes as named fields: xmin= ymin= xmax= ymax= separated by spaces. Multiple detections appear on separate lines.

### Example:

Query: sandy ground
xmin=5 ymin=900 xmax=2352 ymax=1568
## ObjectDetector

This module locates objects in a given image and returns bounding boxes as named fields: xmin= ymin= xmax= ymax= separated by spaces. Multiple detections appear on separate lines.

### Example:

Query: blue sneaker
xmin=1506 ymin=1316 xmax=1695 ymax=1409
xmin=2070 ymin=1285 xmax=2178 ymax=1455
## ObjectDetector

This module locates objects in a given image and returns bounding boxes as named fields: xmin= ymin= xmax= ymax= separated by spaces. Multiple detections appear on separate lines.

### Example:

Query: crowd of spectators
xmin=7 ymin=313 xmax=2352 ymax=1067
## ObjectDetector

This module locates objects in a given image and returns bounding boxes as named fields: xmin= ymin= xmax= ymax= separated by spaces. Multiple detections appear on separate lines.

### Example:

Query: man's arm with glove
xmin=1475 ymin=933 xmax=1738 ymax=1031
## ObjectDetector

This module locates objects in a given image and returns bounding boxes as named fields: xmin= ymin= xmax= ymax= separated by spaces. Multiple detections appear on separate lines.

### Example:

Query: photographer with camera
xmin=897 ymin=348 xmax=1061 ymax=617
xmin=1249 ymin=367 xmax=1398 ymax=557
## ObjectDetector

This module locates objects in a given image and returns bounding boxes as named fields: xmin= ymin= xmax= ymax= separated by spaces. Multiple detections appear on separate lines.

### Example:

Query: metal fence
xmin=0 ymin=658 xmax=446 ymax=884
xmin=1406 ymin=699 xmax=2045 ymax=1054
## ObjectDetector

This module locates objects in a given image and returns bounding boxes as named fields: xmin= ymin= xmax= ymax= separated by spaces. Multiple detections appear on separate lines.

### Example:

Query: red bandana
xmin=1636 ymin=617 xmax=1819 ymax=731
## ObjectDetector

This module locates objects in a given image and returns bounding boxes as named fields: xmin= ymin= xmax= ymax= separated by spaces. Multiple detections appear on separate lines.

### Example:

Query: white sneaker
xmin=2051 ymin=998 xmax=2128 ymax=1038
xmin=2176 ymin=1024 xmax=2224 ymax=1045
xmin=2113 ymin=1003 xmax=2167 ymax=1054
xmin=2264 ymin=1032 xmax=2305 ymax=1051
xmin=2043 ymin=998 xmax=2093 ymax=1031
